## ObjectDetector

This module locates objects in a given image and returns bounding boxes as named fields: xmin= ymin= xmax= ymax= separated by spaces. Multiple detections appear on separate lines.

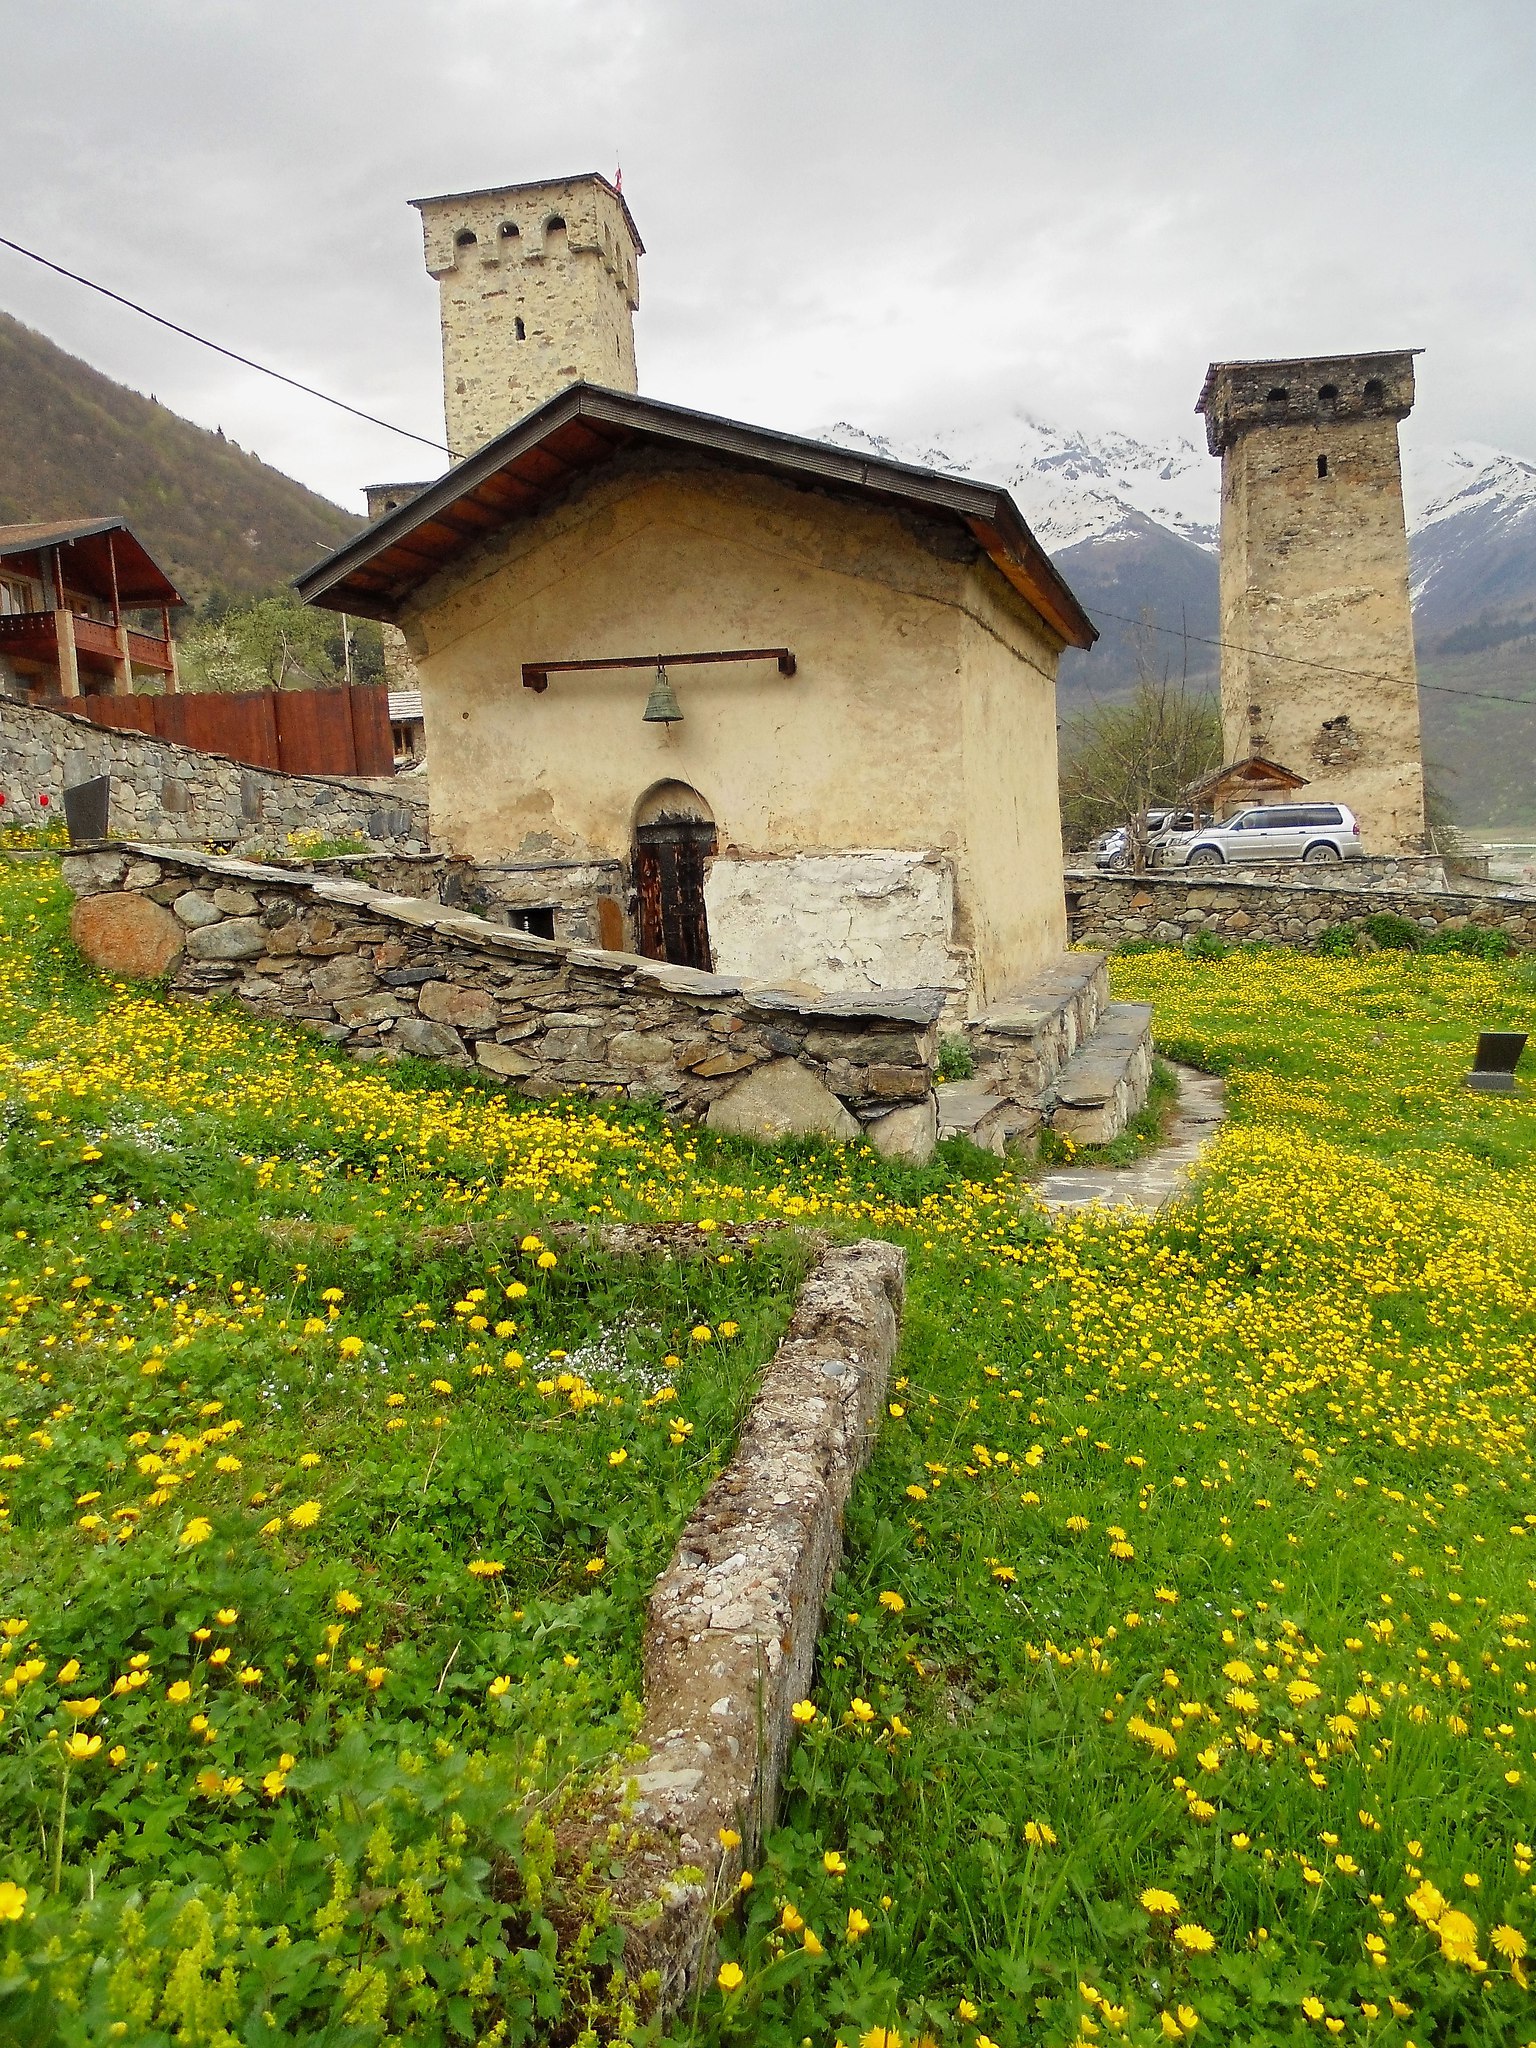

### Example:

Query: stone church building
xmin=300 ymin=173 xmax=1096 ymax=1016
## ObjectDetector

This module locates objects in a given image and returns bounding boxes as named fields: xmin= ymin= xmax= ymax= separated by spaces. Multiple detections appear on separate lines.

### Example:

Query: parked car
xmin=1091 ymin=811 xmax=1199 ymax=870
xmin=1156 ymin=803 xmax=1363 ymax=868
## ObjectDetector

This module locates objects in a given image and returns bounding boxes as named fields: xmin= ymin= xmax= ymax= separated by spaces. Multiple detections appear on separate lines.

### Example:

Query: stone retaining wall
xmin=0 ymin=696 xmax=428 ymax=849
xmin=61 ymin=844 xmax=943 ymax=1157
xmin=1066 ymin=867 xmax=1536 ymax=951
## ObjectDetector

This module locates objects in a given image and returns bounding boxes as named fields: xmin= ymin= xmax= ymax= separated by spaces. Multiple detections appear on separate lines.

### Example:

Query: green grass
xmin=3 ymin=864 xmax=1536 ymax=2046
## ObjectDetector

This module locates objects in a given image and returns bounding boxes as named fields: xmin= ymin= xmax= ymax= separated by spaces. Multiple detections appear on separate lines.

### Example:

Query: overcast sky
xmin=2 ymin=0 xmax=1532 ymax=511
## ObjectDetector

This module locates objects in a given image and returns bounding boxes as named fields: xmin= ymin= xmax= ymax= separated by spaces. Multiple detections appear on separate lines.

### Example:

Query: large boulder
xmin=70 ymin=892 xmax=185 ymax=980
xmin=864 ymin=1097 xmax=938 ymax=1166
xmin=705 ymin=1058 xmax=859 ymax=1145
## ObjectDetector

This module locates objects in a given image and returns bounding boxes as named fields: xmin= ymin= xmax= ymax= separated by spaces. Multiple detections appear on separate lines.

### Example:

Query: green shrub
xmin=1182 ymin=931 xmax=1229 ymax=962
xmin=936 ymin=1035 xmax=975 ymax=1081
xmin=1421 ymin=924 xmax=1516 ymax=961
xmin=1358 ymin=911 xmax=1423 ymax=951
xmin=1314 ymin=923 xmax=1357 ymax=957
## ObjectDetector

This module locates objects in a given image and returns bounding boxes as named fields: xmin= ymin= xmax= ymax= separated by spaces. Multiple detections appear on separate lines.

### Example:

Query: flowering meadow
xmin=0 ymin=861 xmax=1534 ymax=2047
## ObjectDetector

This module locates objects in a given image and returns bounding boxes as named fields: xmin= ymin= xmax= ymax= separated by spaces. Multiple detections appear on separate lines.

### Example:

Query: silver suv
xmin=1158 ymin=803 xmax=1363 ymax=868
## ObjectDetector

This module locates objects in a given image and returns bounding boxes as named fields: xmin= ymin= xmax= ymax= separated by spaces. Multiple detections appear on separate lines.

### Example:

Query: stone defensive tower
xmin=1196 ymin=350 xmax=1426 ymax=853
xmin=412 ymin=173 xmax=643 ymax=460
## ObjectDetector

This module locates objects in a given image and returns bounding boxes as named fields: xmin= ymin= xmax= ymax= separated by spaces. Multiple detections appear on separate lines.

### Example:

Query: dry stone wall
xmin=1066 ymin=867 xmax=1536 ymax=951
xmin=0 ymin=697 xmax=427 ymax=849
xmin=61 ymin=845 xmax=942 ymax=1152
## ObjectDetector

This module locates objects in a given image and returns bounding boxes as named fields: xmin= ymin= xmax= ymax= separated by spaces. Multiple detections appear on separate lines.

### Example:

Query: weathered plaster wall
xmin=417 ymin=176 xmax=640 ymax=459
xmin=1218 ymin=408 xmax=1424 ymax=854
xmin=704 ymin=851 xmax=970 ymax=1006
xmin=1066 ymin=868 xmax=1536 ymax=950
xmin=959 ymin=593 xmax=1070 ymax=1004
xmin=0 ymin=696 xmax=427 ymax=848
xmin=405 ymin=456 xmax=1068 ymax=1010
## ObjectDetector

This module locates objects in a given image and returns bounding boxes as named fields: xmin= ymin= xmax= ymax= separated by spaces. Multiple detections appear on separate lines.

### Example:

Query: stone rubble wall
xmin=0 ymin=695 xmax=428 ymax=850
xmin=250 ymin=849 xmax=626 ymax=949
xmin=60 ymin=845 xmax=943 ymax=1155
xmin=1066 ymin=867 xmax=1536 ymax=951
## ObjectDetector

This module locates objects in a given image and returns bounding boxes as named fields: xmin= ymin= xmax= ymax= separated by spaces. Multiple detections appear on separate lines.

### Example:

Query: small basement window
xmin=454 ymin=228 xmax=477 ymax=247
xmin=1317 ymin=454 xmax=1329 ymax=479
xmin=499 ymin=220 xmax=520 ymax=240
xmin=1317 ymin=383 xmax=1338 ymax=404
xmin=514 ymin=316 xmax=526 ymax=340
xmin=1266 ymin=387 xmax=1289 ymax=404
xmin=507 ymin=906 xmax=556 ymax=939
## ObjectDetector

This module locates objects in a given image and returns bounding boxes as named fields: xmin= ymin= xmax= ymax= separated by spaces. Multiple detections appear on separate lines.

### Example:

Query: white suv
xmin=1158 ymin=803 xmax=1363 ymax=868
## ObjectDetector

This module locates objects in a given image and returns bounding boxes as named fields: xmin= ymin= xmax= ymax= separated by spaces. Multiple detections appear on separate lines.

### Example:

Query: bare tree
xmin=1059 ymin=615 xmax=1222 ymax=869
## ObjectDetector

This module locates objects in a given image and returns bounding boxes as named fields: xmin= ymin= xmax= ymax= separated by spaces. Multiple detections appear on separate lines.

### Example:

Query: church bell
xmin=642 ymin=662 xmax=683 ymax=724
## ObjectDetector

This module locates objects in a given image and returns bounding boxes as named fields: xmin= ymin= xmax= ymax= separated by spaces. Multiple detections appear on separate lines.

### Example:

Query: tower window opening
xmin=1317 ymin=454 xmax=1329 ymax=479
xmin=545 ymin=214 xmax=566 ymax=233
xmin=1317 ymin=383 xmax=1338 ymax=405
xmin=514 ymin=316 xmax=526 ymax=341
xmin=454 ymin=228 xmax=477 ymax=248
xmin=499 ymin=220 xmax=519 ymax=240
xmin=1363 ymin=377 xmax=1384 ymax=406
xmin=1266 ymin=387 xmax=1288 ymax=404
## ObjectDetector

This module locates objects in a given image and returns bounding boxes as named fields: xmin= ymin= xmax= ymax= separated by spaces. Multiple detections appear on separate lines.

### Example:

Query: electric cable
xmin=0 ymin=231 xmax=450 ymax=455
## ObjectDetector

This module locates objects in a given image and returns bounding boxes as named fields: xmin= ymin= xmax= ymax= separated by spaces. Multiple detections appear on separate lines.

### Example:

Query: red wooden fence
xmin=74 ymin=683 xmax=395 ymax=779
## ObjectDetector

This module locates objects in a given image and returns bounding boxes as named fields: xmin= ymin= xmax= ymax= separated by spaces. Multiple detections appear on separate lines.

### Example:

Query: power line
xmin=0 ymin=232 xmax=451 ymax=456
xmin=1088 ymin=602 xmax=1536 ymax=711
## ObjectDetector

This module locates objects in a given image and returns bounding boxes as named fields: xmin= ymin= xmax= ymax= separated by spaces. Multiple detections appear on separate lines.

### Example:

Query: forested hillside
xmin=0 ymin=311 xmax=361 ymax=605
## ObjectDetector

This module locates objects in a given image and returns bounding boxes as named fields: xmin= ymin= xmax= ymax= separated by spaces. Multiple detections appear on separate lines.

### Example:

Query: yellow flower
xmin=792 ymin=1699 xmax=817 ymax=1723
xmin=608 ymin=1448 xmax=628 ymax=1466
xmin=63 ymin=1732 xmax=102 ymax=1761
xmin=1301 ymin=1997 xmax=1324 ymax=2021
xmin=716 ymin=1961 xmax=744 ymax=1993
xmin=802 ymin=1927 xmax=824 ymax=1955
xmin=780 ymin=1904 xmax=804 ymax=1933
xmin=334 ymin=1590 xmax=362 ymax=1614
xmin=467 ymin=1558 xmax=505 ymax=1579
xmin=690 ymin=1325 xmax=712 ymax=1343
xmin=878 ymin=1590 xmax=906 ymax=1613
xmin=0 ymin=1881 xmax=27 ymax=1921
xmin=178 ymin=1518 xmax=213 ymax=1547
xmin=1436 ymin=1909 xmax=1481 ymax=1967
xmin=536 ymin=1250 xmax=558 ymax=1270
xmin=957 ymin=1999 xmax=979 ymax=2022
xmin=287 ymin=1501 xmax=321 ymax=1529
xmin=1141 ymin=1888 xmax=1181 ymax=1915
xmin=261 ymin=1769 xmax=289 ymax=1798
xmin=167 ymin=1680 xmax=192 ymax=1703
xmin=365 ymin=1667 xmax=387 ymax=1690
xmin=55 ymin=1659 xmax=79 ymax=1683
xmin=823 ymin=1850 xmax=847 ymax=1875
xmin=338 ymin=1336 xmax=363 ymax=1357
xmin=1173 ymin=1922 xmax=1215 ymax=1954
xmin=849 ymin=1697 xmax=875 ymax=1723
xmin=63 ymin=1696 xmax=101 ymax=1720
xmin=846 ymin=1907 xmax=871 ymax=1941
xmin=1023 ymin=1820 xmax=1057 ymax=1847
xmin=237 ymin=1667 xmax=262 ymax=1687
xmin=1407 ymin=1880 xmax=1448 ymax=1926
xmin=488 ymin=1675 xmax=511 ymax=1698
xmin=859 ymin=2030 xmax=903 ymax=2048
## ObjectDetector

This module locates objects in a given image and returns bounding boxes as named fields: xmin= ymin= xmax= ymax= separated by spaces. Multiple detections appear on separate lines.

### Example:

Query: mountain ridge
xmin=0 ymin=310 xmax=362 ymax=607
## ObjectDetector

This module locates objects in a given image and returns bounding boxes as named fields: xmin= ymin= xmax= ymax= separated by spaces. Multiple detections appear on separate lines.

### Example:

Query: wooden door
xmin=634 ymin=820 xmax=717 ymax=970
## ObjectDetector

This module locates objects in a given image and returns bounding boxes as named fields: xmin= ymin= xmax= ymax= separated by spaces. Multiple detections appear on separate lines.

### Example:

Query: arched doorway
xmin=633 ymin=782 xmax=717 ymax=971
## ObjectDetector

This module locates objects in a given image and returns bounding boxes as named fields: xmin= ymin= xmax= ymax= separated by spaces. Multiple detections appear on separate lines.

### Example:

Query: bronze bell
xmin=642 ymin=662 xmax=683 ymax=723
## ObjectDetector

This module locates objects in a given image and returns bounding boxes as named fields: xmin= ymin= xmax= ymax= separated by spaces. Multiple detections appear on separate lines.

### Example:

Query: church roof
xmin=296 ymin=384 xmax=1097 ymax=650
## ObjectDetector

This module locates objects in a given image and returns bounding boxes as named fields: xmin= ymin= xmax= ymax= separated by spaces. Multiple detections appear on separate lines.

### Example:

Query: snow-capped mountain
xmin=824 ymin=415 xmax=1219 ymax=553
xmin=821 ymin=414 xmax=1536 ymax=822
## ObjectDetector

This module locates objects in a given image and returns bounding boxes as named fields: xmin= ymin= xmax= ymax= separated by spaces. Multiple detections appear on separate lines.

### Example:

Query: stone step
xmin=966 ymin=950 xmax=1109 ymax=1102
xmin=1045 ymin=1001 xmax=1154 ymax=1146
xmin=934 ymin=1078 xmax=1042 ymax=1157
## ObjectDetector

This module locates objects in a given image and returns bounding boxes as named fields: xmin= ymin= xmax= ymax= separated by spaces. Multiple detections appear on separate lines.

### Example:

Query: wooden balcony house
xmin=0 ymin=518 xmax=183 ymax=702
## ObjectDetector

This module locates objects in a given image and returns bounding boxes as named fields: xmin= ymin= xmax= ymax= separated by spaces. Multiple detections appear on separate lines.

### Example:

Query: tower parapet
xmin=412 ymin=173 xmax=643 ymax=460
xmin=1196 ymin=350 xmax=1426 ymax=853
